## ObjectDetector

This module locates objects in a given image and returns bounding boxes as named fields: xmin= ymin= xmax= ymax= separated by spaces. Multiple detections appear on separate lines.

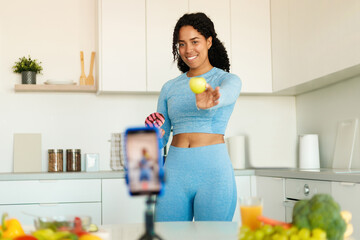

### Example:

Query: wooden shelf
xmin=15 ymin=84 xmax=97 ymax=93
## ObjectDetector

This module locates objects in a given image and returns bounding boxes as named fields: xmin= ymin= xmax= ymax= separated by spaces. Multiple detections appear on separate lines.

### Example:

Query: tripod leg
xmin=138 ymin=195 xmax=163 ymax=240
xmin=153 ymin=233 xmax=163 ymax=240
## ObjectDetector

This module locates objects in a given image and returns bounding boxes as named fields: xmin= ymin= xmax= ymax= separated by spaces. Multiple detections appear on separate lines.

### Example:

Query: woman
xmin=155 ymin=12 xmax=242 ymax=221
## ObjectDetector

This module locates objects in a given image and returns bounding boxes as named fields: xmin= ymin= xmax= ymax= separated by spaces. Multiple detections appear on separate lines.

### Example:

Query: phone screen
xmin=125 ymin=129 xmax=161 ymax=195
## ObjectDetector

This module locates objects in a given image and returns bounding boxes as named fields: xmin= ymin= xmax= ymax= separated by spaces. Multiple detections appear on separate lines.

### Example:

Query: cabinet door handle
xmin=340 ymin=182 xmax=356 ymax=187
xmin=304 ymin=184 xmax=310 ymax=196
xmin=272 ymin=177 xmax=283 ymax=181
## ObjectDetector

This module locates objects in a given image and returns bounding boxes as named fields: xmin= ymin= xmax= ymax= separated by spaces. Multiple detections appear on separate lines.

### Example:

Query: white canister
xmin=299 ymin=134 xmax=320 ymax=169
xmin=225 ymin=135 xmax=246 ymax=169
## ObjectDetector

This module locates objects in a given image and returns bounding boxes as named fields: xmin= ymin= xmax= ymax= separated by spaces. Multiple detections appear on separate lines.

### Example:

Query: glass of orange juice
xmin=239 ymin=196 xmax=263 ymax=230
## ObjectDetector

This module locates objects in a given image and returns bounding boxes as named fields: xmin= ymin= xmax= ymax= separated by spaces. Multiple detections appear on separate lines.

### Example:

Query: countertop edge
xmin=1 ymin=169 xmax=360 ymax=183
xmin=255 ymin=168 xmax=360 ymax=183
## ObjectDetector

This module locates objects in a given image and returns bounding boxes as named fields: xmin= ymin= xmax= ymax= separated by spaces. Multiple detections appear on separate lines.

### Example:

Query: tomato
xmin=13 ymin=235 xmax=38 ymax=240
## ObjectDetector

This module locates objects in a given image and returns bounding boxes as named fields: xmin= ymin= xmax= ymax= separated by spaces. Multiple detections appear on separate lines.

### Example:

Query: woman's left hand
xmin=195 ymin=84 xmax=220 ymax=109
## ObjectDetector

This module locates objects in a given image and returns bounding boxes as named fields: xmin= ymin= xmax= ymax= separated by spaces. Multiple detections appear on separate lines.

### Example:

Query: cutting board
xmin=13 ymin=133 xmax=42 ymax=172
xmin=332 ymin=119 xmax=358 ymax=169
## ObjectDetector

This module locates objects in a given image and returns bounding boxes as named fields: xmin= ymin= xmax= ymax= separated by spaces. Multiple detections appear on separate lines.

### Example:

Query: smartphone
xmin=124 ymin=127 xmax=164 ymax=196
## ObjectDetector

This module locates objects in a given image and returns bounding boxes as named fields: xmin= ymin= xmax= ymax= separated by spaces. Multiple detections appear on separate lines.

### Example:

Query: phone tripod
xmin=138 ymin=195 xmax=163 ymax=240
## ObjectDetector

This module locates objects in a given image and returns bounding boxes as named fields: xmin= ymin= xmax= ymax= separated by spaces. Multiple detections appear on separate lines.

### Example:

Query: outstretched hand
xmin=195 ymin=84 xmax=220 ymax=109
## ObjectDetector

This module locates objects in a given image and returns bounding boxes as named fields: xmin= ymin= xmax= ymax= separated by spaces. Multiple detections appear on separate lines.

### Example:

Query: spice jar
xmin=66 ymin=149 xmax=81 ymax=172
xmin=48 ymin=149 xmax=63 ymax=172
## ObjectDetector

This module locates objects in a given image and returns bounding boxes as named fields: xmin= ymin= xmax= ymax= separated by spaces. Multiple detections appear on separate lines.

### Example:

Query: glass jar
xmin=66 ymin=149 xmax=81 ymax=172
xmin=48 ymin=149 xmax=63 ymax=172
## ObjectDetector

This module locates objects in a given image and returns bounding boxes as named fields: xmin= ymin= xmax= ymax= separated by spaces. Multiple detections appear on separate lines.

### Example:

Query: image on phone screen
xmin=126 ymin=129 xmax=161 ymax=195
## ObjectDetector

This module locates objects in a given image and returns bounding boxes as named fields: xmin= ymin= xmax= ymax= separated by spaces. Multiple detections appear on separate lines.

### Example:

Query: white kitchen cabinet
xmin=232 ymin=176 xmax=252 ymax=222
xmin=98 ymin=0 xmax=146 ymax=92
xmin=189 ymin=0 xmax=231 ymax=64
xmin=230 ymin=0 xmax=272 ymax=93
xmin=0 ymin=179 xmax=101 ymax=204
xmin=332 ymin=181 xmax=360 ymax=240
xmin=256 ymin=176 xmax=285 ymax=221
xmin=0 ymin=179 xmax=102 ymax=225
xmin=102 ymin=179 xmax=147 ymax=224
xmin=99 ymin=0 xmax=276 ymax=94
xmin=146 ymin=0 xmax=186 ymax=92
xmin=272 ymin=0 xmax=360 ymax=93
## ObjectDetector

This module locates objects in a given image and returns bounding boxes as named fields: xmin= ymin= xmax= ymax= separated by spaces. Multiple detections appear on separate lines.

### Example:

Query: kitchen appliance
xmin=332 ymin=118 xmax=358 ymax=169
xmin=283 ymin=179 xmax=331 ymax=222
xmin=299 ymin=134 xmax=320 ymax=169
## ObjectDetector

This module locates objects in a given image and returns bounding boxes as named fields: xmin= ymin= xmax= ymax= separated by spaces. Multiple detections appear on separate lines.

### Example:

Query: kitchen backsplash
xmin=297 ymin=75 xmax=360 ymax=168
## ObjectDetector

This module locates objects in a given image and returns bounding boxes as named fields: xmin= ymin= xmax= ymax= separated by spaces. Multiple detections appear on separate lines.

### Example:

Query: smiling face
xmin=178 ymin=25 xmax=213 ymax=77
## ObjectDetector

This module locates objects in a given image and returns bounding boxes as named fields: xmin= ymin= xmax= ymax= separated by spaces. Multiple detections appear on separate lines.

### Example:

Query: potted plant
xmin=12 ymin=55 xmax=43 ymax=84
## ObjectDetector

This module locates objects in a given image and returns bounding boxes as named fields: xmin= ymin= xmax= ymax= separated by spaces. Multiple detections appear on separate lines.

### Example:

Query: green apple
xmin=189 ymin=77 xmax=206 ymax=94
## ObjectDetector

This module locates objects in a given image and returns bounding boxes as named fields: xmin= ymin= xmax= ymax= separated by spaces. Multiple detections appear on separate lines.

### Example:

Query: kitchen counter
xmin=100 ymin=221 xmax=239 ymax=240
xmin=1 ymin=168 xmax=360 ymax=182
xmin=255 ymin=168 xmax=360 ymax=183
xmin=0 ymin=169 xmax=255 ymax=181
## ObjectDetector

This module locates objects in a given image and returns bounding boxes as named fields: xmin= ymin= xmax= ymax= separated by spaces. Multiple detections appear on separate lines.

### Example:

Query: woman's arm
xmin=196 ymin=74 xmax=242 ymax=110
xmin=156 ymin=83 xmax=172 ymax=149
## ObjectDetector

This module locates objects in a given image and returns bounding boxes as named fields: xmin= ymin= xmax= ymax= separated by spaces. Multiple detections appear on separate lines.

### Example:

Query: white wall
xmin=227 ymin=96 xmax=297 ymax=168
xmin=296 ymin=76 xmax=360 ymax=168
xmin=0 ymin=0 xmax=297 ymax=172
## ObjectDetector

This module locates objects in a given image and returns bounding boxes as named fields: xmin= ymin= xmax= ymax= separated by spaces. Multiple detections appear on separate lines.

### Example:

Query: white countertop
xmin=254 ymin=168 xmax=360 ymax=183
xmin=1 ymin=168 xmax=360 ymax=183
xmin=99 ymin=221 xmax=239 ymax=240
xmin=0 ymin=170 xmax=254 ymax=181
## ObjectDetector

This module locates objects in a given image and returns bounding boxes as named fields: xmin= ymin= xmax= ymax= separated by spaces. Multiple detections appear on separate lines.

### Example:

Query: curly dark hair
xmin=172 ymin=12 xmax=230 ymax=73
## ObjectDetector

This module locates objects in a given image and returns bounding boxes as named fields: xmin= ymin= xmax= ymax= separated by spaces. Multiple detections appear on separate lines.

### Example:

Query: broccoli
xmin=292 ymin=194 xmax=346 ymax=240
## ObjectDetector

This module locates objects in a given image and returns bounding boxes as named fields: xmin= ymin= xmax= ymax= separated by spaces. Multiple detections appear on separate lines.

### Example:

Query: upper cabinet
xmin=271 ymin=0 xmax=360 ymax=94
xmin=98 ymin=0 xmax=146 ymax=92
xmin=98 ymin=0 xmax=273 ymax=94
xmin=98 ymin=0 xmax=360 ymax=95
xmin=145 ymin=0 xmax=186 ymax=92
xmin=231 ymin=0 xmax=273 ymax=93
xmin=189 ymin=0 xmax=232 ymax=66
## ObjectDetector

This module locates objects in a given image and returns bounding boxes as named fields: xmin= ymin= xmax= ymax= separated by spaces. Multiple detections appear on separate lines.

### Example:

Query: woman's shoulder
xmin=213 ymin=68 xmax=241 ymax=83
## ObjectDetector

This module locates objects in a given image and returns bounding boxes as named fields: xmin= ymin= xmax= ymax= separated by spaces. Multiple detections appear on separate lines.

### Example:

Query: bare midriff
xmin=171 ymin=133 xmax=224 ymax=148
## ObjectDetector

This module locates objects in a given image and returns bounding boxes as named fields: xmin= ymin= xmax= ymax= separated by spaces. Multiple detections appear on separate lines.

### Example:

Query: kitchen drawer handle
xmin=304 ymin=184 xmax=310 ymax=196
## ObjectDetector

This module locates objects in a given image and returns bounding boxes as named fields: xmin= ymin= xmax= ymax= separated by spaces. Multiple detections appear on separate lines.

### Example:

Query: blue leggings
xmin=155 ymin=143 xmax=237 ymax=221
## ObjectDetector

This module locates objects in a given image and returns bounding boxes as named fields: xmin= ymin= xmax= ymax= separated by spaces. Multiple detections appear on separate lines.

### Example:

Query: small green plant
xmin=12 ymin=55 xmax=43 ymax=74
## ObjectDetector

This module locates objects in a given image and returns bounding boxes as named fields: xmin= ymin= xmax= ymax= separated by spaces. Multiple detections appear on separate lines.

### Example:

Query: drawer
xmin=0 ymin=179 xmax=101 ymax=204
xmin=0 ymin=202 xmax=101 ymax=225
xmin=285 ymin=179 xmax=331 ymax=200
